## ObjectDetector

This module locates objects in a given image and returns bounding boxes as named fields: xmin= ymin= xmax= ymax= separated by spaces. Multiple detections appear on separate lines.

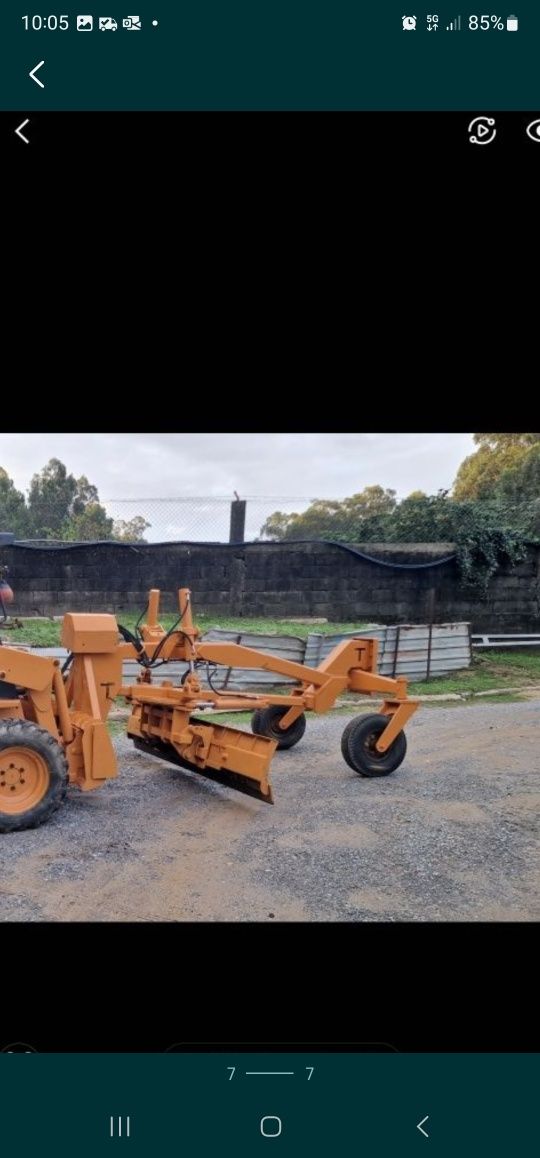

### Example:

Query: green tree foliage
xmin=383 ymin=492 xmax=454 ymax=541
xmin=259 ymin=511 xmax=295 ymax=540
xmin=259 ymin=487 xmax=397 ymax=542
xmin=0 ymin=459 xmax=147 ymax=542
xmin=27 ymin=459 xmax=102 ymax=538
xmin=473 ymin=433 xmax=540 ymax=448
xmin=453 ymin=433 xmax=540 ymax=499
xmin=434 ymin=499 xmax=527 ymax=593
xmin=260 ymin=486 xmax=532 ymax=595
xmin=0 ymin=468 xmax=30 ymax=538
xmin=112 ymin=516 xmax=151 ymax=543
xmin=62 ymin=503 xmax=114 ymax=541
xmin=257 ymin=433 xmax=538 ymax=594
xmin=494 ymin=443 xmax=540 ymax=536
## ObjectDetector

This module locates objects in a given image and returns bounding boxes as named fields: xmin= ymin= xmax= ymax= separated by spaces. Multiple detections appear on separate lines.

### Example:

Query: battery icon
xmin=506 ymin=14 xmax=518 ymax=29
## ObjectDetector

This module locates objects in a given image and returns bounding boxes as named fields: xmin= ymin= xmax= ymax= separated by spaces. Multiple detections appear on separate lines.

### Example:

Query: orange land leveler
xmin=0 ymin=588 xmax=418 ymax=832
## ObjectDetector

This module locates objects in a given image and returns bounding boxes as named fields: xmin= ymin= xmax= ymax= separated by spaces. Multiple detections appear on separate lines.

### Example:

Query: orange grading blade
xmin=130 ymin=718 xmax=276 ymax=804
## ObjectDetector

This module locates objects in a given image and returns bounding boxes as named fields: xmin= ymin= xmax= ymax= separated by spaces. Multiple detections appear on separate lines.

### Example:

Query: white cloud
xmin=0 ymin=432 xmax=475 ymax=502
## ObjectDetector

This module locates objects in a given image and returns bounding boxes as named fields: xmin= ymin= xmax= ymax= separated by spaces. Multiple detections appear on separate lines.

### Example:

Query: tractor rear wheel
xmin=0 ymin=720 xmax=69 ymax=833
xmin=251 ymin=706 xmax=306 ymax=750
xmin=341 ymin=713 xmax=407 ymax=777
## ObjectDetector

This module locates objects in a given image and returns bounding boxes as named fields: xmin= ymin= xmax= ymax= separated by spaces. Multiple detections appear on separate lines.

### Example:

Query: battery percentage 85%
xmin=468 ymin=14 xmax=505 ymax=27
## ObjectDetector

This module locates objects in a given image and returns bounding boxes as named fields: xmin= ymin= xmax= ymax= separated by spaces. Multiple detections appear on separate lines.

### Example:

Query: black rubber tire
xmin=341 ymin=713 xmax=407 ymax=778
xmin=0 ymin=720 xmax=69 ymax=833
xmin=251 ymin=706 xmax=307 ymax=750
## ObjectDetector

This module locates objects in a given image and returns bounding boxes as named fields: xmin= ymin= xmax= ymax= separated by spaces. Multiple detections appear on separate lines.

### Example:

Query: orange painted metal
xmin=0 ymin=745 xmax=50 ymax=814
xmin=0 ymin=584 xmax=419 ymax=820
xmin=0 ymin=619 xmax=121 ymax=793
xmin=120 ymin=588 xmax=419 ymax=784
xmin=373 ymin=700 xmax=418 ymax=751
xmin=0 ymin=701 xmax=24 ymax=719
xmin=127 ymin=697 xmax=275 ymax=803
xmin=61 ymin=612 xmax=120 ymax=654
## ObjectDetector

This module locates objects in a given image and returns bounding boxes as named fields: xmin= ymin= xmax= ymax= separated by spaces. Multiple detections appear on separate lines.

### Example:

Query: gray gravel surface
xmin=0 ymin=700 xmax=538 ymax=921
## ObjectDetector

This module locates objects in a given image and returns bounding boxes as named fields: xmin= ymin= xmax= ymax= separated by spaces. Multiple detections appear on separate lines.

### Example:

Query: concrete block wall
xmin=1 ymin=540 xmax=538 ymax=632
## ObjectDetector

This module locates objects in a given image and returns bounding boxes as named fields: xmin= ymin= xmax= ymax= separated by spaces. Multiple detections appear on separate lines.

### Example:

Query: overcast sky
xmin=1 ymin=432 xmax=474 ymax=498
xmin=0 ymin=433 xmax=475 ymax=541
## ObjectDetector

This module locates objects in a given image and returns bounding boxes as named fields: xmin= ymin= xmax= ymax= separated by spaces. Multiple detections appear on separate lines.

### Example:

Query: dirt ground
xmin=1 ymin=699 xmax=538 ymax=921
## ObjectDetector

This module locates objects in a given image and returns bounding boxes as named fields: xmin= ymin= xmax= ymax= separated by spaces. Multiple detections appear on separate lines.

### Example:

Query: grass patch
xmin=2 ymin=611 xmax=372 ymax=648
xmin=473 ymin=650 xmax=540 ymax=674
xmin=1 ymin=619 xmax=62 ymax=647
xmin=408 ymin=650 xmax=540 ymax=695
xmin=194 ymin=615 xmax=372 ymax=639
xmin=5 ymin=611 xmax=540 ymax=704
xmin=107 ymin=719 xmax=127 ymax=737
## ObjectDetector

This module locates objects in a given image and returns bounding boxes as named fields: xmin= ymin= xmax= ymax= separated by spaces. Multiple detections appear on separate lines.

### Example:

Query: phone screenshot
xmin=0 ymin=1046 xmax=538 ymax=1156
xmin=1 ymin=430 xmax=537 ymax=1155
xmin=1 ymin=3 xmax=539 ymax=152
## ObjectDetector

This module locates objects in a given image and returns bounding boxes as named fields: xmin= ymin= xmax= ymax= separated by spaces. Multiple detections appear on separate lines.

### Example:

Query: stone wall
xmin=1 ymin=540 xmax=539 ymax=632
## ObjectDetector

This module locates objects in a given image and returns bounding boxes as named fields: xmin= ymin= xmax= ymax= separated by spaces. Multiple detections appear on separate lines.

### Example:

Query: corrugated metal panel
xmin=378 ymin=623 xmax=471 ymax=679
xmin=199 ymin=628 xmax=305 ymax=688
xmin=26 ymin=621 xmax=472 ymax=689
xmin=304 ymin=627 xmax=385 ymax=668
xmin=306 ymin=622 xmax=471 ymax=681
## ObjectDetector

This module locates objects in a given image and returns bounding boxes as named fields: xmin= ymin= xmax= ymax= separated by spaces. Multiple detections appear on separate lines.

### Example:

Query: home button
xmin=260 ymin=1116 xmax=282 ymax=1138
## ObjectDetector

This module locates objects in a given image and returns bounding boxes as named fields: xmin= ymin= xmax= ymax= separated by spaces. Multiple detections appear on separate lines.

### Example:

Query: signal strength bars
xmin=446 ymin=14 xmax=462 ymax=28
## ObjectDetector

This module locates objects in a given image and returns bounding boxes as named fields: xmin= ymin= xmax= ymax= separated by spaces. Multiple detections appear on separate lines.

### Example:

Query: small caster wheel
xmin=251 ymin=706 xmax=306 ymax=750
xmin=341 ymin=713 xmax=407 ymax=777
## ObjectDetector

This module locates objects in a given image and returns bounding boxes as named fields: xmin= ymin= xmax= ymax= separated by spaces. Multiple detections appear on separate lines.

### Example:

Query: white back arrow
xmin=29 ymin=60 xmax=45 ymax=88
xmin=15 ymin=119 xmax=30 ymax=144
xmin=417 ymin=1115 xmax=429 ymax=1138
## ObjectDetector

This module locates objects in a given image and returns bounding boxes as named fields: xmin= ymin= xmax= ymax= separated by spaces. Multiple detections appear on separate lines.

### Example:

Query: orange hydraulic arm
xmin=195 ymin=638 xmax=417 ymax=750
xmin=120 ymin=588 xmax=418 ymax=768
xmin=0 ymin=584 xmax=420 ymax=831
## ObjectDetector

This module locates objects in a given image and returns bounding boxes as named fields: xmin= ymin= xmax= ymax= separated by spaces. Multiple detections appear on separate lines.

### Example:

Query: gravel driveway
xmin=1 ymin=700 xmax=538 ymax=921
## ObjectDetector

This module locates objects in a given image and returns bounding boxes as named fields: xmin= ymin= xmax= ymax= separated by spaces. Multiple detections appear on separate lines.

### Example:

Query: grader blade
xmin=129 ymin=718 xmax=276 ymax=804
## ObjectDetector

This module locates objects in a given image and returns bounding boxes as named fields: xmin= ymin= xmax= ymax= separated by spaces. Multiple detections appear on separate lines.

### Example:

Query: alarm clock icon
xmin=402 ymin=15 xmax=417 ymax=29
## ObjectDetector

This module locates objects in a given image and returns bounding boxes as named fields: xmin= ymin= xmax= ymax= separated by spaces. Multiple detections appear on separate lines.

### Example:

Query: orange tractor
xmin=0 ymin=588 xmax=418 ymax=832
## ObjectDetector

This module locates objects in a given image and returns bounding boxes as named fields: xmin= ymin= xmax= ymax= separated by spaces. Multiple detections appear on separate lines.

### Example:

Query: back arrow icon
xmin=15 ymin=119 xmax=31 ymax=144
xmin=417 ymin=1115 xmax=429 ymax=1138
xmin=29 ymin=60 xmax=45 ymax=87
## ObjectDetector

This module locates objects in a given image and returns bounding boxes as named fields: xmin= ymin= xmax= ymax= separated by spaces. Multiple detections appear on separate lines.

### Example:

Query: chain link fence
xmin=5 ymin=494 xmax=540 ymax=545
xmin=103 ymin=497 xmax=314 ymax=543
xmin=103 ymin=495 xmax=540 ymax=545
